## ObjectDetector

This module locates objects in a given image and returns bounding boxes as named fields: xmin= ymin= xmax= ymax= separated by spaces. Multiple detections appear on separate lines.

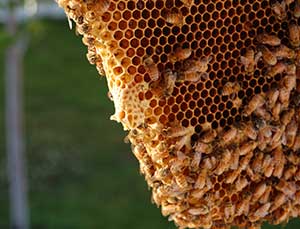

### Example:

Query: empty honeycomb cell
xmin=108 ymin=21 xmax=117 ymax=31
xmin=113 ymin=30 xmax=122 ymax=40
xmin=176 ymin=112 xmax=184 ymax=121
xmin=180 ymin=87 xmax=187 ymax=95
xmin=198 ymin=116 xmax=205 ymax=124
xmin=102 ymin=12 xmax=111 ymax=22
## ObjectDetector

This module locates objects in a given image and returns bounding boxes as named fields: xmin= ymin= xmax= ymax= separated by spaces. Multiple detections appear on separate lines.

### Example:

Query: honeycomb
xmin=57 ymin=0 xmax=300 ymax=228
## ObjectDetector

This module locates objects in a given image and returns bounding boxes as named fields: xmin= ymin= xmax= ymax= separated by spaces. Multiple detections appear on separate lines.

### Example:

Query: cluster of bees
xmin=58 ymin=0 xmax=300 ymax=228
xmin=144 ymin=47 xmax=212 ymax=98
xmin=130 ymin=1 xmax=300 ymax=228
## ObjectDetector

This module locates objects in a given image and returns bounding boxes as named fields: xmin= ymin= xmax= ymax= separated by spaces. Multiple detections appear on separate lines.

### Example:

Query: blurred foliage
xmin=0 ymin=29 xmax=14 ymax=49
xmin=1 ymin=20 xmax=300 ymax=228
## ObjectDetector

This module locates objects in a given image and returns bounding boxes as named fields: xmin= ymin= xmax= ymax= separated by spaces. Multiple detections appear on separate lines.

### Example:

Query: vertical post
xmin=5 ymin=1 xmax=30 ymax=229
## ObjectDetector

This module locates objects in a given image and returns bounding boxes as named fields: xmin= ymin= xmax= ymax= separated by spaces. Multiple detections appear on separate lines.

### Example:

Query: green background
xmin=0 ymin=20 xmax=300 ymax=228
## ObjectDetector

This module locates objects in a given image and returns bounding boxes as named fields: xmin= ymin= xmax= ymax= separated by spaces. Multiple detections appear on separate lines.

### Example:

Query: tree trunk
xmin=5 ymin=3 xmax=30 ymax=229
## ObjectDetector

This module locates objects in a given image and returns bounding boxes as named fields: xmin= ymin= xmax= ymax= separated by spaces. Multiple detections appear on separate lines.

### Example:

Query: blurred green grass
xmin=0 ymin=20 xmax=300 ymax=229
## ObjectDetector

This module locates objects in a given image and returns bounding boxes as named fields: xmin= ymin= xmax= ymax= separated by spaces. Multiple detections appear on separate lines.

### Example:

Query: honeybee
xmin=174 ymin=173 xmax=189 ymax=189
xmin=194 ymin=168 xmax=207 ymax=189
xmin=281 ymin=108 xmax=295 ymax=125
xmin=285 ymin=119 xmax=298 ymax=147
xmin=274 ymin=44 xmax=295 ymax=59
xmin=86 ymin=51 xmax=100 ymax=65
xmin=240 ymin=48 xmax=262 ymax=74
xmin=273 ymin=204 xmax=290 ymax=225
xmin=291 ymin=92 xmax=300 ymax=107
xmin=251 ymin=151 xmax=264 ymax=173
xmin=271 ymin=1 xmax=287 ymax=20
xmin=253 ymin=183 xmax=267 ymax=201
xmin=221 ymin=127 xmax=238 ymax=143
xmin=165 ymin=10 xmax=184 ymax=26
xmin=244 ymin=94 xmax=265 ymax=116
xmin=235 ymin=196 xmax=250 ymax=216
xmin=178 ymin=56 xmax=212 ymax=82
xmin=294 ymin=0 xmax=300 ymax=18
xmin=238 ymin=141 xmax=258 ymax=156
xmin=289 ymin=23 xmax=300 ymax=47
xmin=170 ymin=159 xmax=185 ymax=175
xmin=293 ymin=135 xmax=300 ymax=151
xmin=260 ymin=124 xmax=274 ymax=138
xmin=230 ymin=150 xmax=240 ymax=170
xmin=286 ymin=63 xmax=297 ymax=75
xmin=224 ymin=203 xmax=235 ymax=221
xmin=259 ymin=45 xmax=277 ymax=66
xmin=144 ymin=56 xmax=159 ymax=81
xmin=170 ymin=152 xmax=190 ymax=174
xmin=149 ymin=78 xmax=165 ymax=97
xmin=169 ymin=47 xmax=192 ymax=63
xmin=273 ymin=161 xmax=285 ymax=179
xmin=191 ymin=187 xmax=209 ymax=199
xmin=266 ymin=61 xmax=287 ymax=78
xmin=284 ymin=165 xmax=298 ymax=180
xmin=232 ymin=96 xmax=243 ymax=108
xmin=239 ymin=150 xmax=254 ymax=171
xmin=165 ymin=126 xmax=194 ymax=150
xmin=295 ymin=191 xmax=300 ymax=205
xmin=163 ymin=69 xmax=177 ymax=96
xmin=279 ymin=88 xmax=291 ymax=108
xmin=161 ymin=203 xmax=178 ymax=216
xmin=235 ymin=177 xmax=249 ymax=192
xmin=195 ymin=56 xmax=212 ymax=73
xmin=200 ymin=129 xmax=217 ymax=143
xmin=221 ymin=82 xmax=241 ymax=98
xmin=190 ymin=151 xmax=201 ymax=172
xmin=295 ymin=168 xmax=300 ymax=181
xmin=201 ymin=156 xmax=217 ymax=170
xmin=254 ymin=107 xmax=271 ymax=120
xmin=270 ymin=192 xmax=286 ymax=212
xmin=253 ymin=116 xmax=267 ymax=130
xmin=82 ymin=35 xmax=95 ymax=46
xmin=295 ymin=49 xmax=300 ymax=66
xmin=194 ymin=141 xmax=213 ymax=154
xmin=214 ymin=149 xmax=232 ymax=175
xmin=282 ymin=74 xmax=296 ymax=92
xmin=225 ymin=169 xmax=240 ymax=184
xmin=240 ymin=122 xmax=257 ymax=140
xmin=249 ymin=203 xmax=270 ymax=222
xmin=276 ymin=180 xmax=296 ymax=197
xmin=266 ymin=89 xmax=279 ymax=108
xmin=273 ymin=145 xmax=284 ymax=161
xmin=256 ymin=33 xmax=281 ymax=46
xmin=259 ymin=185 xmax=272 ymax=204
xmin=271 ymin=102 xmax=282 ymax=121
xmin=177 ymin=71 xmax=204 ymax=83
xmin=188 ymin=206 xmax=210 ymax=216
xmin=140 ymin=155 xmax=153 ymax=175
xmin=153 ymin=167 xmax=172 ymax=185
xmin=262 ymin=154 xmax=274 ymax=177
